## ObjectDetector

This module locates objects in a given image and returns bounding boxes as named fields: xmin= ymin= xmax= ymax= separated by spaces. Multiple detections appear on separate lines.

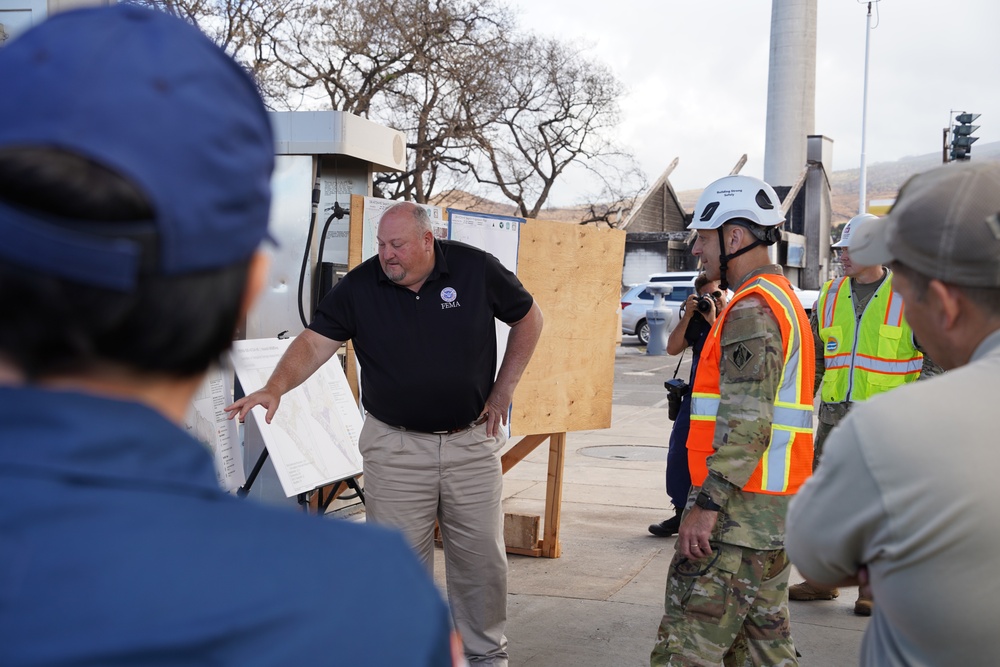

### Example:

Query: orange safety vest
xmin=687 ymin=274 xmax=815 ymax=495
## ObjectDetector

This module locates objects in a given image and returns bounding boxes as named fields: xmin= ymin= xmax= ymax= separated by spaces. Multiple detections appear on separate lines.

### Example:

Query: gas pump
xmin=239 ymin=110 xmax=406 ymax=506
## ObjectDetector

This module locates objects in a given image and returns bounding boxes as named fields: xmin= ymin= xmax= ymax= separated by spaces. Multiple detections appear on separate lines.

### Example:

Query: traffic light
xmin=951 ymin=113 xmax=980 ymax=161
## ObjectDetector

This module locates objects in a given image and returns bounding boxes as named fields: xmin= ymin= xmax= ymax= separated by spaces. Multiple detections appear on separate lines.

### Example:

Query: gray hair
xmin=382 ymin=201 xmax=432 ymax=235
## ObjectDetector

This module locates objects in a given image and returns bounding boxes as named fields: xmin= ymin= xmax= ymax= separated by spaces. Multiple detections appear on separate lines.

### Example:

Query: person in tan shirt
xmin=787 ymin=161 xmax=1000 ymax=666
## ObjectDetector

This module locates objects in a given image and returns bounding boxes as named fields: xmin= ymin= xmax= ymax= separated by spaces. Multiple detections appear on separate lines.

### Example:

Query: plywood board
xmin=348 ymin=194 xmax=366 ymax=270
xmin=344 ymin=196 xmax=366 ymax=402
xmin=512 ymin=219 xmax=625 ymax=434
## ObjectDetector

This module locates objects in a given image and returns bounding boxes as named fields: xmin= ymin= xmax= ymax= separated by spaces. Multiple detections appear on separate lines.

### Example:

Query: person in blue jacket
xmin=0 ymin=6 xmax=457 ymax=666
xmin=648 ymin=274 xmax=728 ymax=537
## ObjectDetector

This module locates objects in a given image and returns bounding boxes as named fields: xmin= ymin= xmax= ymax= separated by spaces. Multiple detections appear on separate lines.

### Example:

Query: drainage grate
xmin=578 ymin=445 xmax=667 ymax=462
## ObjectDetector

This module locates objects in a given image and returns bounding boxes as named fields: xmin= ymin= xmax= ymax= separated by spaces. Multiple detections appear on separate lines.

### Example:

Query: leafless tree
xmin=246 ymin=0 xmax=516 ymax=203
xmin=366 ymin=1 xmax=515 ymax=202
xmin=130 ymin=0 xmax=285 ymax=92
xmin=462 ymin=35 xmax=642 ymax=218
xmin=138 ymin=0 xmax=643 ymax=215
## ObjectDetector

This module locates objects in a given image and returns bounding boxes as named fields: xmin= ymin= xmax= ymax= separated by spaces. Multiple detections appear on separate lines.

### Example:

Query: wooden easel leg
xmin=541 ymin=432 xmax=566 ymax=558
xmin=501 ymin=433 xmax=549 ymax=473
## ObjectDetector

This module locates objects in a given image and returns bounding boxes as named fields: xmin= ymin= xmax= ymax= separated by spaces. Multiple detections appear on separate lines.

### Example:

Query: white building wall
xmin=622 ymin=245 xmax=668 ymax=287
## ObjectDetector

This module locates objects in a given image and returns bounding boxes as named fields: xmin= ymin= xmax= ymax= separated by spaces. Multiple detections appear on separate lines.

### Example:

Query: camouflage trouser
xmin=814 ymin=402 xmax=851 ymax=469
xmin=813 ymin=420 xmax=834 ymax=471
xmin=651 ymin=543 xmax=797 ymax=667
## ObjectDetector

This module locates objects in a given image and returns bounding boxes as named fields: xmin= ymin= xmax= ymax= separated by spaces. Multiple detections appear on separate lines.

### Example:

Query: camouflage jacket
xmin=693 ymin=264 xmax=808 ymax=550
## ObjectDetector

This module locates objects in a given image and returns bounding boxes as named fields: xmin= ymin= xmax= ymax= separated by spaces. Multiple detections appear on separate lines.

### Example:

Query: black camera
xmin=664 ymin=378 xmax=690 ymax=421
xmin=695 ymin=295 xmax=715 ymax=314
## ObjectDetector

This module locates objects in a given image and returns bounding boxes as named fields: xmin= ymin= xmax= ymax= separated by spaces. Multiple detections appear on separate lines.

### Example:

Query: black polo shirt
xmin=310 ymin=239 xmax=534 ymax=432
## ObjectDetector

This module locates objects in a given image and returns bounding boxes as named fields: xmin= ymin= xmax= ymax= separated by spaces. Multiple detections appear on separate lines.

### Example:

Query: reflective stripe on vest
xmin=690 ymin=394 xmax=720 ymax=421
xmin=884 ymin=290 xmax=905 ymax=327
xmin=687 ymin=274 xmax=814 ymax=495
xmin=817 ymin=271 xmax=922 ymax=402
xmin=821 ymin=277 xmax=847 ymax=330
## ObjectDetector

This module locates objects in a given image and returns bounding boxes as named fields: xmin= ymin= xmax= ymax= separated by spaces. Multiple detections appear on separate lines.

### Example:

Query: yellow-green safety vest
xmin=816 ymin=271 xmax=922 ymax=403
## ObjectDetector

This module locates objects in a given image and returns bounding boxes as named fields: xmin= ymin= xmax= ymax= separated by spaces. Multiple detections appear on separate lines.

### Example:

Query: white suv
xmin=621 ymin=284 xmax=672 ymax=345
xmin=647 ymin=272 xmax=700 ymax=306
xmin=620 ymin=273 xmax=699 ymax=344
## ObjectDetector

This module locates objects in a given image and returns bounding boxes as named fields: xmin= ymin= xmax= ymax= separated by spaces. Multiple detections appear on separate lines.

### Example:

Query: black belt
xmin=429 ymin=414 xmax=489 ymax=435
xmin=385 ymin=414 xmax=489 ymax=435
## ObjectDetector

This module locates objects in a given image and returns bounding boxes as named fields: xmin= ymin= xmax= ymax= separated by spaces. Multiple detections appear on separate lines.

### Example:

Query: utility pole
xmin=858 ymin=1 xmax=875 ymax=216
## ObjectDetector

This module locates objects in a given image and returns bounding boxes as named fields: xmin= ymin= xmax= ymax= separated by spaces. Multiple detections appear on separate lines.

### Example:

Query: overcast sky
xmin=508 ymin=0 xmax=998 ymax=204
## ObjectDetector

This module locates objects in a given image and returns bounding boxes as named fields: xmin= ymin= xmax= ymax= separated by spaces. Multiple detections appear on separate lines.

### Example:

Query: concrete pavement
xmin=432 ymin=342 xmax=869 ymax=666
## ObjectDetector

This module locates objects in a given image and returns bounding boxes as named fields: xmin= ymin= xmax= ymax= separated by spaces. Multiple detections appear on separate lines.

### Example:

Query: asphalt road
xmin=614 ymin=336 xmax=693 ymax=408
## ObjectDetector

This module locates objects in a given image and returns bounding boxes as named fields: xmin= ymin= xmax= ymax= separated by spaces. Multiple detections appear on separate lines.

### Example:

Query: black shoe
xmin=648 ymin=513 xmax=682 ymax=537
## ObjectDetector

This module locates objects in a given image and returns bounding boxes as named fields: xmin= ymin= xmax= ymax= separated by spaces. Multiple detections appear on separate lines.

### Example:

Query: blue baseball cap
xmin=0 ymin=5 xmax=275 ymax=291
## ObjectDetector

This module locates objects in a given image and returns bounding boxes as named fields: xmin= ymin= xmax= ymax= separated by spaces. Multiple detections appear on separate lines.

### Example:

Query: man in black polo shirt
xmin=228 ymin=202 xmax=544 ymax=666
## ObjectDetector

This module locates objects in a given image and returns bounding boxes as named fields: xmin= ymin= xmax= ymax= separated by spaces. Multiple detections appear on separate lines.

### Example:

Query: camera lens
xmin=696 ymin=296 xmax=713 ymax=313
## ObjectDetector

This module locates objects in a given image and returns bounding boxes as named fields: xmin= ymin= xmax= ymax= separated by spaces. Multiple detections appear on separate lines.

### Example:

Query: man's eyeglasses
xmin=708 ymin=291 xmax=724 ymax=300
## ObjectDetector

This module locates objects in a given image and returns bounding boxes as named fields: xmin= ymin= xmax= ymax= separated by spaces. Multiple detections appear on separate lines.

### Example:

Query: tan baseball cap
xmin=850 ymin=161 xmax=1000 ymax=288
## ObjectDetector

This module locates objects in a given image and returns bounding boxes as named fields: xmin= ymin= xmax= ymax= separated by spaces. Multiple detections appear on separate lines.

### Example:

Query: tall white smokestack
xmin=764 ymin=0 xmax=817 ymax=187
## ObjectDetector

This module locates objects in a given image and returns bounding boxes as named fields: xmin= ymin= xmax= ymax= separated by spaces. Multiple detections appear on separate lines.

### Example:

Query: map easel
xmin=345 ymin=196 xmax=625 ymax=558
xmin=230 ymin=336 xmax=366 ymax=510
xmin=314 ymin=475 xmax=365 ymax=512
xmin=236 ymin=443 xmax=365 ymax=512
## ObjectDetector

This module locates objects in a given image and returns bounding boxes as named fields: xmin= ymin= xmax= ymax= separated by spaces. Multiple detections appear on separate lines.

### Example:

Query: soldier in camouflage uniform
xmin=652 ymin=175 xmax=813 ymax=667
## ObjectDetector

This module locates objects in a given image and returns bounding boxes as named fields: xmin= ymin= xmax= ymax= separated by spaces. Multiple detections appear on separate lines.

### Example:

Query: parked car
xmin=657 ymin=270 xmax=819 ymax=316
xmin=647 ymin=272 xmax=700 ymax=305
xmin=621 ymin=281 xmax=690 ymax=345
xmin=626 ymin=273 xmax=817 ymax=343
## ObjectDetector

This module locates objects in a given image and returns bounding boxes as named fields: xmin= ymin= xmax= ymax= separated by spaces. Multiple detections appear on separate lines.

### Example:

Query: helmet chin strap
xmin=716 ymin=226 xmax=766 ymax=291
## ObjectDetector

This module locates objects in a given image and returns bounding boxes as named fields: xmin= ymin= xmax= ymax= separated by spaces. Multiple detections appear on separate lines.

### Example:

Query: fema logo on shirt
xmin=826 ymin=337 xmax=838 ymax=353
xmin=440 ymin=287 xmax=460 ymax=310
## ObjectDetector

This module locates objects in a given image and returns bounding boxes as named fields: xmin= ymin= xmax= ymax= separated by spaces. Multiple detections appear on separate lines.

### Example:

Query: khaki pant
xmin=651 ymin=543 xmax=797 ymax=667
xmin=360 ymin=415 xmax=508 ymax=666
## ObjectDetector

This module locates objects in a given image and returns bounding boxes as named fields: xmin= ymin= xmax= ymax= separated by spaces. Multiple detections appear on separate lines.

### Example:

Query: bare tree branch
xmin=137 ymin=0 xmax=643 ymax=215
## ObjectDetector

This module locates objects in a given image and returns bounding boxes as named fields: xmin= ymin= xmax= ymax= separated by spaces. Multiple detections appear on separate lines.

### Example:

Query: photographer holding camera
xmin=648 ymin=274 xmax=729 ymax=537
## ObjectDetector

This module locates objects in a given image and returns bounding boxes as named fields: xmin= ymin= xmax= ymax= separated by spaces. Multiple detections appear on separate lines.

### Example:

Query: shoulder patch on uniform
xmin=731 ymin=342 xmax=754 ymax=370
xmin=720 ymin=313 xmax=769 ymax=346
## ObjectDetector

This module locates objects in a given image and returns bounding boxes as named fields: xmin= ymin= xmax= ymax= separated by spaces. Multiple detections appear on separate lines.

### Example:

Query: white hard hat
xmin=833 ymin=213 xmax=879 ymax=248
xmin=688 ymin=175 xmax=785 ymax=231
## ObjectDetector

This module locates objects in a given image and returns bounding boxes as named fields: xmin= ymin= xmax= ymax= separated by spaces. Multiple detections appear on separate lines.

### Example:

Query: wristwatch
xmin=695 ymin=491 xmax=723 ymax=512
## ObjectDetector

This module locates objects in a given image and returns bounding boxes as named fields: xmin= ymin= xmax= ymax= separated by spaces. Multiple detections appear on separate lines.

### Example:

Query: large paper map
xmin=230 ymin=338 xmax=364 ymax=497
xmin=185 ymin=365 xmax=244 ymax=492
